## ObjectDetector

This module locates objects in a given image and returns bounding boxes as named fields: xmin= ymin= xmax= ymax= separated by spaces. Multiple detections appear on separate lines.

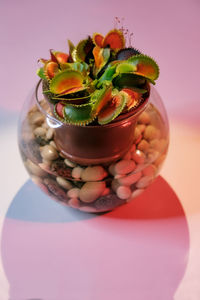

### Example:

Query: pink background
xmin=0 ymin=0 xmax=200 ymax=299
xmin=1 ymin=0 xmax=200 ymax=126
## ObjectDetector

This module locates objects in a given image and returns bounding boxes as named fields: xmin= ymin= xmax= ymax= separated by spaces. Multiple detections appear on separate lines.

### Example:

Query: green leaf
xmin=63 ymin=103 xmax=95 ymax=125
xmin=50 ymin=69 xmax=84 ymax=95
xmin=37 ymin=68 xmax=47 ymax=80
xmin=128 ymin=54 xmax=159 ymax=81
xmin=98 ymin=91 xmax=127 ymax=125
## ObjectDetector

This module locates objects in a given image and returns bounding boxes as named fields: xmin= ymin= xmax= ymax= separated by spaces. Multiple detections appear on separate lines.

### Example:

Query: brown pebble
xmin=144 ymin=125 xmax=160 ymax=141
xmin=142 ymin=164 xmax=157 ymax=177
xmin=114 ymin=160 xmax=136 ymax=175
xmin=154 ymin=154 xmax=166 ymax=167
xmin=29 ymin=111 xmax=45 ymax=126
xmin=132 ymin=150 xmax=146 ymax=164
xmin=68 ymin=198 xmax=80 ymax=208
xmin=137 ymin=124 xmax=146 ymax=134
xmin=137 ymin=139 xmax=150 ymax=152
xmin=138 ymin=111 xmax=151 ymax=124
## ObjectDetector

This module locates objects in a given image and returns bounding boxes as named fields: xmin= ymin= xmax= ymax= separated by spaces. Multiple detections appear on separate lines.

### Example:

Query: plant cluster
xmin=37 ymin=29 xmax=159 ymax=125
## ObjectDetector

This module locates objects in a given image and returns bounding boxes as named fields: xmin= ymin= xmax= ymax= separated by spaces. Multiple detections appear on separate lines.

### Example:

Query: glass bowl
xmin=18 ymin=81 xmax=169 ymax=213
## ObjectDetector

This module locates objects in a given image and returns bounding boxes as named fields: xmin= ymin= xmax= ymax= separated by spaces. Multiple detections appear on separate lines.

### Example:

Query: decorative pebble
xmin=117 ymin=171 xmax=142 ymax=186
xmin=40 ymin=145 xmax=59 ymax=161
xmin=146 ymin=149 xmax=160 ymax=163
xmin=137 ymin=124 xmax=146 ymax=134
xmin=131 ymin=188 xmax=145 ymax=198
xmin=39 ymin=162 xmax=54 ymax=174
xmin=130 ymin=143 xmax=136 ymax=153
xmin=34 ymin=127 xmax=46 ymax=138
xmin=79 ymin=181 xmax=106 ymax=203
xmin=116 ymin=185 xmax=132 ymax=199
xmin=133 ymin=127 xmax=142 ymax=144
xmin=64 ymin=158 xmax=77 ymax=168
xmin=136 ymin=176 xmax=154 ymax=189
xmin=150 ymin=138 xmax=168 ymax=153
xmin=67 ymin=188 xmax=80 ymax=199
xmin=25 ymin=159 xmax=46 ymax=177
xmin=114 ymin=174 xmax=124 ymax=179
xmin=142 ymin=164 xmax=157 ymax=177
xmin=49 ymin=140 xmax=58 ymax=150
xmin=123 ymin=151 xmax=132 ymax=160
xmin=132 ymin=150 xmax=146 ymax=164
xmin=138 ymin=111 xmax=151 ymax=124
xmin=31 ymin=175 xmax=43 ymax=184
xmin=108 ymin=164 xmax=116 ymax=176
xmin=137 ymin=139 xmax=150 ymax=152
xmin=68 ymin=198 xmax=80 ymax=208
xmin=46 ymin=127 xmax=54 ymax=140
xmin=56 ymin=176 xmax=73 ymax=190
xmin=154 ymin=154 xmax=166 ymax=167
xmin=101 ymin=187 xmax=110 ymax=196
xmin=79 ymin=206 xmax=97 ymax=213
xmin=29 ymin=111 xmax=45 ymax=126
xmin=72 ymin=166 xmax=84 ymax=179
xmin=42 ymin=121 xmax=49 ymax=129
xmin=111 ymin=179 xmax=120 ymax=192
xmin=144 ymin=125 xmax=160 ymax=141
xmin=114 ymin=160 xmax=136 ymax=175
xmin=81 ymin=166 xmax=107 ymax=181
xmin=44 ymin=178 xmax=67 ymax=201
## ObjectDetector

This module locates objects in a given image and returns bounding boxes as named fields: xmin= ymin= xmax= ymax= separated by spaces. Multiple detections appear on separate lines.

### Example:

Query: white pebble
xmin=42 ymin=121 xmax=49 ymax=129
xmin=117 ymin=171 xmax=142 ymax=186
xmin=136 ymin=176 xmax=153 ymax=189
xmin=34 ymin=127 xmax=46 ymax=138
xmin=49 ymin=140 xmax=58 ymax=150
xmin=81 ymin=166 xmax=107 ymax=181
xmin=67 ymin=188 xmax=80 ymax=199
xmin=116 ymin=185 xmax=132 ymax=199
xmin=79 ymin=181 xmax=106 ymax=203
xmin=72 ymin=166 xmax=84 ymax=179
xmin=56 ymin=176 xmax=73 ymax=190
xmin=40 ymin=145 xmax=59 ymax=161
xmin=64 ymin=158 xmax=77 ymax=168
xmin=46 ymin=127 xmax=54 ymax=140
xmin=132 ymin=150 xmax=146 ymax=164
xmin=29 ymin=111 xmax=45 ymax=126
xmin=114 ymin=160 xmax=136 ymax=175
xmin=25 ymin=159 xmax=46 ymax=177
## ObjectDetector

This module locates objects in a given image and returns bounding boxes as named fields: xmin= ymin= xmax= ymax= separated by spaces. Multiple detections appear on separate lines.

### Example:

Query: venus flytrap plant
xmin=37 ymin=28 xmax=159 ymax=126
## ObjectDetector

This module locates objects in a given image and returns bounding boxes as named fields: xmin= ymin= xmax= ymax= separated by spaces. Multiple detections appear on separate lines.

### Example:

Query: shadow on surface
xmin=1 ymin=176 xmax=189 ymax=300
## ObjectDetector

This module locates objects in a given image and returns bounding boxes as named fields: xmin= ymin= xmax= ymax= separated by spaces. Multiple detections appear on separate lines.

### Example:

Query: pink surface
xmin=1 ymin=0 xmax=200 ymax=125
xmin=1 ymin=177 xmax=189 ymax=300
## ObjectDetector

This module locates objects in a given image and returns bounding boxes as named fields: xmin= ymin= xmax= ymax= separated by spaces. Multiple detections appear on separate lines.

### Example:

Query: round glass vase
xmin=18 ymin=81 xmax=169 ymax=213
